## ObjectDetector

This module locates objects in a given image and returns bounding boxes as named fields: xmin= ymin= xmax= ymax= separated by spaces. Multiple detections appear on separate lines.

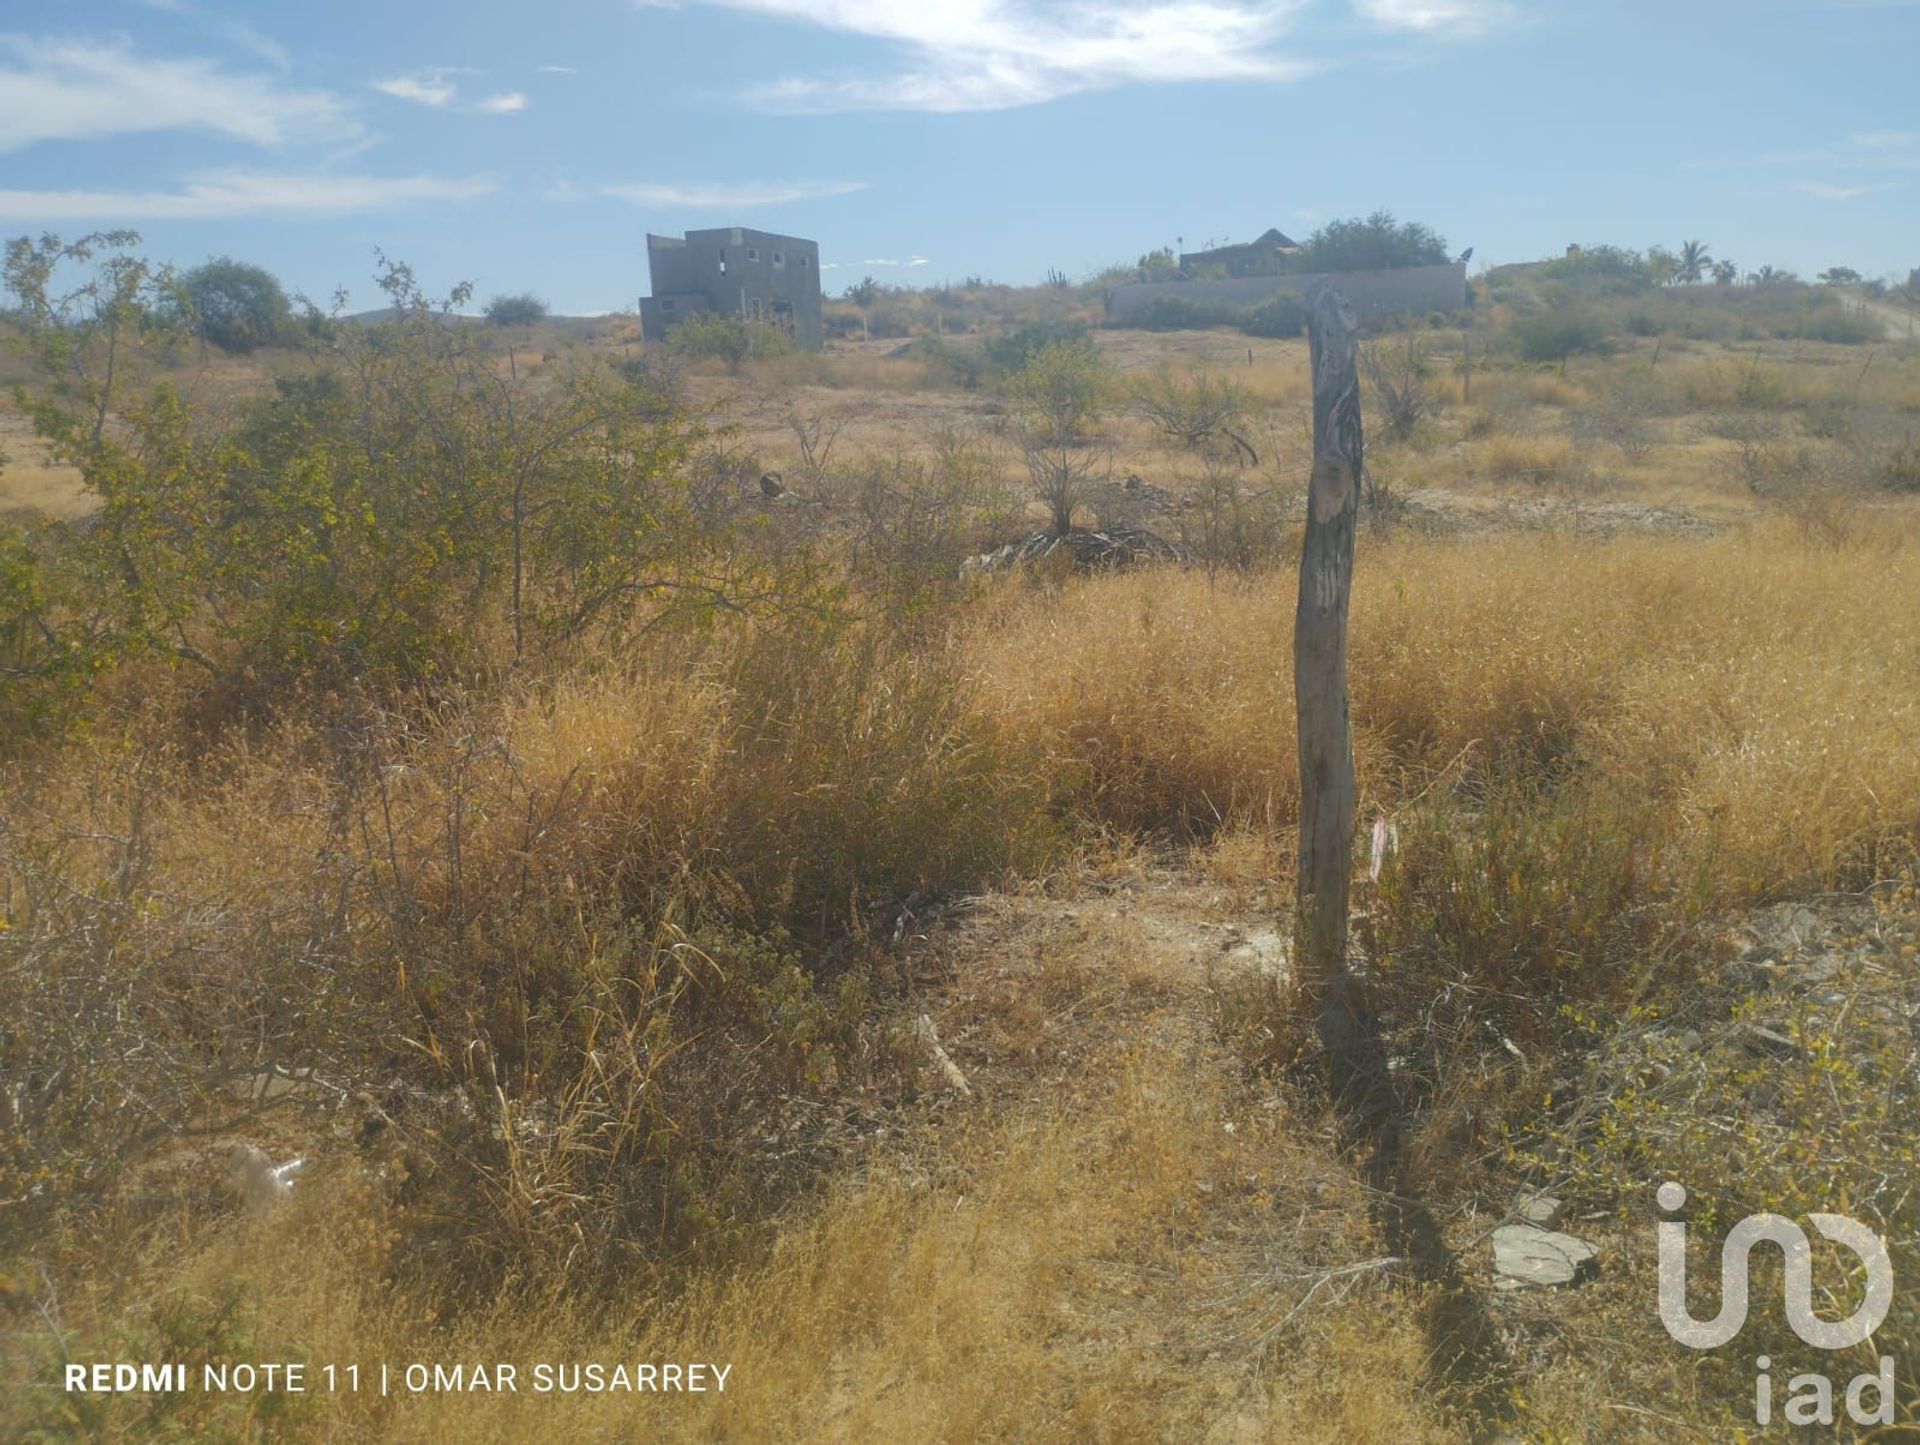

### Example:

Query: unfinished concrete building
xmin=641 ymin=227 xmax=823 ymax=349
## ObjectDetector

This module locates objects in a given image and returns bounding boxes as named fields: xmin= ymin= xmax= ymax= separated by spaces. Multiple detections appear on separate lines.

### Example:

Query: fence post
xmin=1294 ymin=287 xmax=1369 ymax=1091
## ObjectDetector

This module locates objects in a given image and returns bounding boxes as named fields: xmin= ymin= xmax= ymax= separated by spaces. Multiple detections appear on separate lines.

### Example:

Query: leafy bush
xmin=1129 ymin=294 xmax=1238 ymax=331
xmin=176 ymin=256 xmax=294 ymax=353
xmin=665 ymin=313 xmax=795 ymax=370
xmin=484 ymin=291 xmax=549 ymax=326
xmin=1510 ymin=309 xmax=1612 ymax=361
xmin=0 ymin=250 xmax=764 ymax=716
xmin=1294 ymin=210 xmax=1450 ymax=273
xmin=1240 ymin=292 xmax=1307 ymax=338
xmin=986 ymin=318 xmax=1092 ymax=372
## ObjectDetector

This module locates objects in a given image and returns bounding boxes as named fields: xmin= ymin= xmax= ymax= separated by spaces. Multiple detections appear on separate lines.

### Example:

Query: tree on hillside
xmin=1134 ymin=247 xmax=1180 ymax=282
xmin=1645 ymin=246 xmax=1680 ymax=287
xmin=1676 ymin=240 xmax=1712 ymax=285
xmin=1295 ymin=211 xmax=1449 ymax=273
xmin=1818 ymin=266 xmax=1861 ymax=287
xmin=484 ymin=291 xmax=549 ymax=326
xmin=178 ymin=257 xmax=294 ymax=353
xmin=1712 ymin=259 xmax=1738 ymax=286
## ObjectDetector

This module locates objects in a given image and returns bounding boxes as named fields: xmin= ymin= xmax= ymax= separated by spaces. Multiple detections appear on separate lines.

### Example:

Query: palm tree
xmin=1711 ymin=260 xmax=1737 ymax=286
xmin=1676 ymin=240 xmax=1712 ymax=285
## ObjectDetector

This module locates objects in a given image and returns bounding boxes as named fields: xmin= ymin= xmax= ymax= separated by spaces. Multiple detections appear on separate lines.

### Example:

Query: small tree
xmin=1134 ymin=246 xmax=1180 ymax=282
xmin=1818 ymin=267 xmax=1862 ymax=287
xmin=1008 ymin=339 xmax=1113 ymax=534
xmin=484 ymin=291 xmax=549 ymax=326
xmin=1132 ymin=367 xmax=1257 ymax=463
xmin=1675 ymin=240 xmax=1712 ymax=285
xmin=178 ymin=256 xmax=294 ymax=352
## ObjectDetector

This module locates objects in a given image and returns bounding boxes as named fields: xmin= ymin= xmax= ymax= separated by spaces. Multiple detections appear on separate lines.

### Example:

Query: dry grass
xmin=967 ymin=524 xmax=1920 ymax=899
xmin=8 ymin=316 xmax=1920 ymax=1441
xmin=0 ymin=412 xmax=90 ymax=520
xmin=3 ymin=899 xmax=1463 ymax=1443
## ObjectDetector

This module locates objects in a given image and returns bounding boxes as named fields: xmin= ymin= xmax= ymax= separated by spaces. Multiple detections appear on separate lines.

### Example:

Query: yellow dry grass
xmin=967 ymin=522 xmax=1920 ymax=897
xmin=0 ymin=414 xmax=90 ymax=519
xmin=12 ymin=907 xmax=1466 ymax=1444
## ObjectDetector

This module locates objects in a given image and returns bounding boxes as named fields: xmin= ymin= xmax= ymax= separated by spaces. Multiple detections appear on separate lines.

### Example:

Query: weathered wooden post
xmin=1294 ymin=287 xmax=1369 ymax=1096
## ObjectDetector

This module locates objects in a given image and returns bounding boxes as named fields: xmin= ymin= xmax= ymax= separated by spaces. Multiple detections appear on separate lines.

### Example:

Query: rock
xmin=225 ymin=1145 xmax=306 ymax=1211
xmin=1492 ymin=1224 xmax=1599 ymax=1290
xmin=1782 ymin=957 xmax=1842 ymax=991
xmin=1740 ymin=1022 xmax=1806 ymax=1059
xmin=1513 ymin=1192 xmax=1567 ymax=1229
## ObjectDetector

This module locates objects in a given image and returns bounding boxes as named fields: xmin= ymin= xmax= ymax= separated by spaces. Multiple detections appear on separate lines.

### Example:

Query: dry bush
xmin=1477 ymin=434 xmax=1579 ymax=485
xmin=0 ymin=620 xmax=1058 ymax=1292
xmin=1361 ymin=334 xmax=1433 ymax=444
xmin=5 ymin=937 xmax=1426 ymax=1443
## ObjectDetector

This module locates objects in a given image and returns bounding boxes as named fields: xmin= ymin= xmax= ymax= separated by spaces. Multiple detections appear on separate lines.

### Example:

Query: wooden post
xmin=1460 ymin=328 xmax=1471 ymax=404
xmin=1295 ymin=287 xmax=1365 ymax=1065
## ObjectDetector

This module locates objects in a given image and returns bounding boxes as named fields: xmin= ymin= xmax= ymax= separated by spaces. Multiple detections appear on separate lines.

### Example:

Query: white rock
xmin=226 ymin=1145 xmax=307 ymax=1210
xmin=1492 ymin=1224 xmax=1598 ymax=1289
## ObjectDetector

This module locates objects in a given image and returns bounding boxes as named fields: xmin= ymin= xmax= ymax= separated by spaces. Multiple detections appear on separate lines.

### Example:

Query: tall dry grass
xmin=966 ymin=522 xmax=1920 ymax=900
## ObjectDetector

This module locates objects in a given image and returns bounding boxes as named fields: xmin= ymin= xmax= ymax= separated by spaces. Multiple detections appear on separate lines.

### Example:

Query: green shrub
xmin=1130 ymin=294 xmax=1238 ymax=331
xmin=1241 ymin=292 xmax=1307 ymax=338
xmin=986 ymin=318 xmax=1092 ymax=371
xmin=484 ymin=291 xmax=549 ymax=326
xmin=1511 ymin=309 xmax=1613 ymax=361
xmin=665 ymin=313 xmax=796 ymax=369
xmin=175 ymin=256 xmax=295 ymax=353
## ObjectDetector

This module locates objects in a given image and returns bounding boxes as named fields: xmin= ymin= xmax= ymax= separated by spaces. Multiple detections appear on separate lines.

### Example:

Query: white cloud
xmin=860 ymin=255 xmax=930 ymax=267
xmin=536 ymin=64 xmax=578 ymax=73
xmin=0 ymin=34 xmax=352 ymax=151
xmin=1792 ymin=180 xmax=1901 ymax=200
xmin=0 ymin=169 xmax=495 ymax=221
xmin=373 ymin=69 xmax=461 ymax=107
xmin=603 ymin=179 xmax=869 ymax=206
xmin=660 ymin=0 xmax=1318 ymax=112
xmin=477 ymin=90 xmax=528 ymax=113
xmin=1352 ymin=0 xmax=1510 ymax=31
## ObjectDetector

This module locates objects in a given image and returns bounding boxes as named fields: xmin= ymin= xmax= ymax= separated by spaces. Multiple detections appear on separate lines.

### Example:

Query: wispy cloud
xmin=860 ymin=255 xmax=930 ymax=267
xmin=1352 ymin=0 xmax=1511 ymax=33
xmin=602 ymin=178 xmax=869 ymax=207
xmin=0 ymin=34 xmax=352 ymax=151
xmin=375 ymin=68 xmax=529 ymax=114
xmin=373 ymin=68 xmax=462 ymax=107
xmin=1792 ymin=179 xmax=1901 ymax=200
xmin=0 ymin=169 xmax=495 ymax=221
xmin=1691 ymin=130 xmax=1920 ymax=173
xmin=654 ymin=0 xmax=1318 ymax=113
xmin=536 ymin=64 xmax=578 ymax=74
xmin=134 ymin=0 xmax=291 ymax=70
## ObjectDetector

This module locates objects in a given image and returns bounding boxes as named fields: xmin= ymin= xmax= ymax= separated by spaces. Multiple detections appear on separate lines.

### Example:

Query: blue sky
xmin=1 ymin=0 xmax=1916 ymax=313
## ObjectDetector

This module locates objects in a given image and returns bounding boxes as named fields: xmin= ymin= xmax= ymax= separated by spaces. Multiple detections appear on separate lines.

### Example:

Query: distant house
xmin=641 ymin=227 xmax=823 ymax=349
xmin=1179 ymin=228 xmax=1300 ymax=278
